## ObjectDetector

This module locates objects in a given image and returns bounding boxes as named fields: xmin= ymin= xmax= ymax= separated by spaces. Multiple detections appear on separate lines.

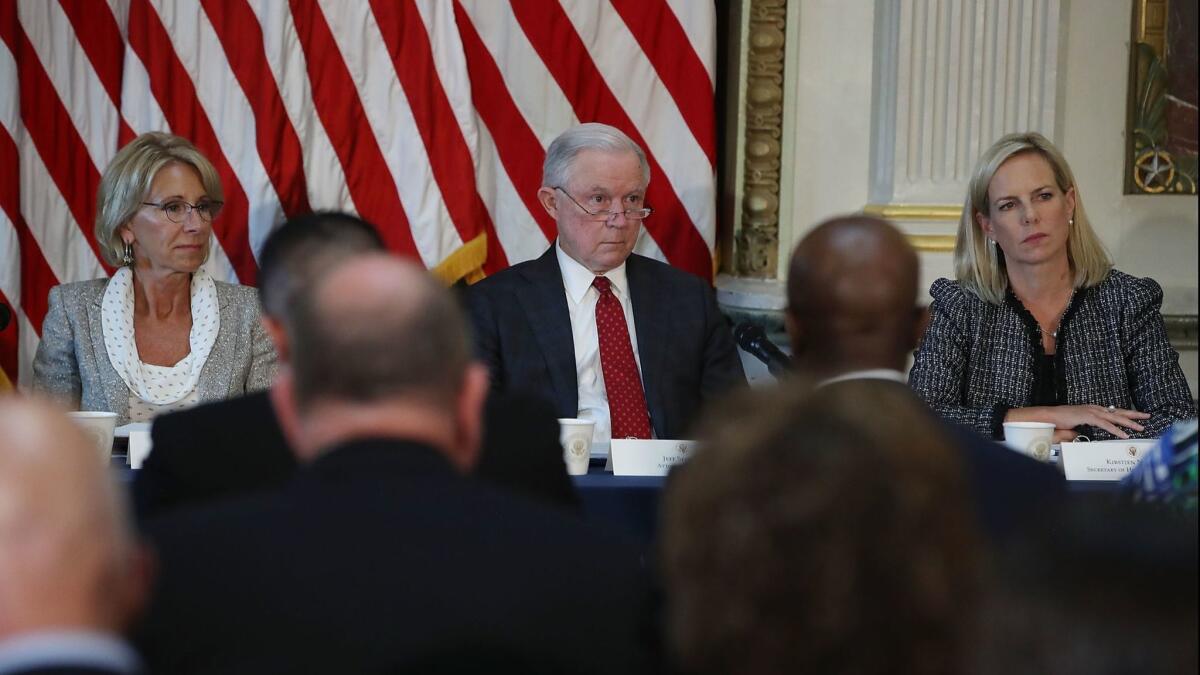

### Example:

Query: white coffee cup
xmin=66 ymin=411 xmax=119 ymax=460
xmin=1002 ymin=421 xmax=1055 ymax=461
xmin=557 ymin=418 xmax=595 ymax=476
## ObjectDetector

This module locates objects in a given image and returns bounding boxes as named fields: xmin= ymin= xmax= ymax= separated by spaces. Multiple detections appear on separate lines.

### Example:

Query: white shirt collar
xmin=101 ymin=266 xmax=220 ymax=405
xmin=819 ymin=368 xmax=909 ymax=387
xmin=556 ymin=240 xmax=630 ymax=304
xmin=0 ymin=630 xmax=141 ymax=674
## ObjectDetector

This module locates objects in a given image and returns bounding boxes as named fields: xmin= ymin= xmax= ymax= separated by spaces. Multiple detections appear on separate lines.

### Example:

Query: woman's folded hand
xmin=1006 ymin=404 xmax=1150 ymax=440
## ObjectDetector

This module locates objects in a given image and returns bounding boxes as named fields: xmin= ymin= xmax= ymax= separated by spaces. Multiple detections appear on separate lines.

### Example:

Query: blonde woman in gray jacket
xmin=910 ymin=132 xmax=1193 ymax=442
xmin=33 ymin=133 xmax=275 ymax=426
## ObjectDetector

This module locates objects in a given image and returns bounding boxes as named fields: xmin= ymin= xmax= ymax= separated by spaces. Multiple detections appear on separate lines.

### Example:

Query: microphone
xmin=733 ymin=322 xmax=791 ymax=377
xmin=0 ymin=302 xmax=10 ymax=331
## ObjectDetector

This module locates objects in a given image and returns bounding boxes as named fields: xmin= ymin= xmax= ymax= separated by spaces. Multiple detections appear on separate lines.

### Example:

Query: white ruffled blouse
xmin=101 ymin=267 xmax=220 ymax=421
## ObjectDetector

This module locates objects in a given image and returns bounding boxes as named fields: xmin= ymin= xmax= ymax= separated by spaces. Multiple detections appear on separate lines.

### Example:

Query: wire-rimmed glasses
xmin=142 ymin=199 xmax=224 ymax=224
xmin=554 ymin=187 xmax=652 ymax=222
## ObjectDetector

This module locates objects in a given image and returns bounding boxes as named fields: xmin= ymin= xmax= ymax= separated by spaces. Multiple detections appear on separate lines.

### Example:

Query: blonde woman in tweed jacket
xmin=33 ymin=133 xmax=275 ymax=426
xmin=910 ymin=132 xmax=1194 ymax=443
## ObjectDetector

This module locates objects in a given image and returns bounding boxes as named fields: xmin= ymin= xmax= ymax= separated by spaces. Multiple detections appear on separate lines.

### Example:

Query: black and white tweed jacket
xmin=909 ymin=270 xmax=1195 ymax=440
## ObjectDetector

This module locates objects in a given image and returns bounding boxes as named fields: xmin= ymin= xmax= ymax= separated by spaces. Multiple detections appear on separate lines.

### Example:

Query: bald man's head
xmin=276 ymin=254 xmax=488 ymax=468
xmin=786 ymin=215 xmax=924 ymax=376
xmin=286 ymin=254 xmax=473 ymax=410
xmin=0 ymin=396 xmax=143 ymax=636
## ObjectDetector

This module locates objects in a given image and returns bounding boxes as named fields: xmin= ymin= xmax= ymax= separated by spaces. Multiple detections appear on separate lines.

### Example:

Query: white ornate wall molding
xmin=868 ymin=0 xmax=1065 ymax=230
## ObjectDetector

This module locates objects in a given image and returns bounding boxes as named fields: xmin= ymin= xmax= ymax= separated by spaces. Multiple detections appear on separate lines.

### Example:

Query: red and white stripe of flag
xmin=0 ymin=0 xmax=716 ymax=388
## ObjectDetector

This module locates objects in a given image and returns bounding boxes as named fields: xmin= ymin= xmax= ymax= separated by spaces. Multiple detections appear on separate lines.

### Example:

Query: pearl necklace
xmin=1038 ymin=290 xmax=1075 ymax=341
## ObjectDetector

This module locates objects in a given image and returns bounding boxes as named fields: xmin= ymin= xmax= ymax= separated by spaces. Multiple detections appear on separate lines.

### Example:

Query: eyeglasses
xmin=142 ymin=199 xmax=223 ymax=224
xmin=554 ymin=187 xmax=652 ymax=222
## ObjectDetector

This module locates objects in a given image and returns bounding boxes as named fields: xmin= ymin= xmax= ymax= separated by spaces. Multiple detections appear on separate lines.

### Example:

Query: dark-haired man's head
xmin=786 ymin=215 xmax=924 ymax=378
xmin=258 ymin=210 xmax=384 ymax=331
xmin=663 ymin=380 xmax=979 ymax=675
xmin=274 ymin=254 xmax=487 ymax=471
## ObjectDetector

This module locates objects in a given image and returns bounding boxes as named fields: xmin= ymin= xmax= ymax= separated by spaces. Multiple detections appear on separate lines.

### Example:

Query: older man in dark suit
xmin=135 ymin=255 xmax=658 ymax=674
xmin=469 ymin=123 xmax=745 ymax=447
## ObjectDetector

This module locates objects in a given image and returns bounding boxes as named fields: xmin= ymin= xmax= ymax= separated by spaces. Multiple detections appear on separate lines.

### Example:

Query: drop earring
xmin=122 ymin=242 xmax=134 ymax=266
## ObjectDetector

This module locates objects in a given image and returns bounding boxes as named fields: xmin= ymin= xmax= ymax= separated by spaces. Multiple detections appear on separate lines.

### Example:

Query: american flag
xmin=0 ymin=0 xmax=717 ymax=389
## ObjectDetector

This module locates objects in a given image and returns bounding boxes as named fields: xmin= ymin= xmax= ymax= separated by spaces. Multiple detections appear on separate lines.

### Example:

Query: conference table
xmin=113 ymin=454 xmax=1122 ymax=548
xmin=570 ymin=464 xmax=1125 ymax=547
xmin=112 ymin=453 xmax=669 ymax=544
xmin=572 ymin=469 xmax=667 ymax=546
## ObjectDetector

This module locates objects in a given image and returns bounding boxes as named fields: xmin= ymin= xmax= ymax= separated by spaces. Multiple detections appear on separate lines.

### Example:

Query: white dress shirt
xmin=0 ymin=630 xmax=141 ymax=674
xmin=556 ymin=242 xmax=649 ymax=449
xmin=819 ymin=368 xmax=909 ymax=387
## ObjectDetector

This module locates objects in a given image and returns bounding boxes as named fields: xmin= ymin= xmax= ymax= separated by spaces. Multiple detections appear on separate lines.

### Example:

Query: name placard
xmin=1059 ymin=439 xmax=1157 ymax=481
xmin=610 ymin=439 xmax=696 ymax=476
xmin=128 ymin=430 xmax=154 ymax=470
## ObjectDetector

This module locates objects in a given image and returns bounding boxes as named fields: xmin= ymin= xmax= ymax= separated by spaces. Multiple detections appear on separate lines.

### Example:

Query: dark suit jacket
xmin=467 ymin=247 xmax=745 ymax=439
xmin=134 ymin=390 xmax=293 ymax=521
xmin=134 ymin=390 xmax=579 ymax=521
xmin=133 ymin=439 xmax=658 ymax=675
xmin=826 ymin=378 xmax=1066 ymax=540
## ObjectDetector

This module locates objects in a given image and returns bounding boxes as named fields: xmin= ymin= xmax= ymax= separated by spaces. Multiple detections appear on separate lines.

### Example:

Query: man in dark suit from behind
xmin=0 ymin=397 xmax=146 ymax=675
xmin=132 ymin=212 xmax=382 ymax=519
xmin=134 ymin=255 xmax=658 ymax=674
xmin=785 ymin=215 xmax=1064 ymax=539
xmin=135 ymin=212 xmax=577 ymax=521
xmin=468 ymin=123 xmax=745 ymax=448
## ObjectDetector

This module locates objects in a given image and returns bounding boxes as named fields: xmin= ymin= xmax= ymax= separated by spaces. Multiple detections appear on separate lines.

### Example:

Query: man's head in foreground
xmin=786 ymin=215 xmax=924 ymax=378
xmin=662 ymin=380 xmax=979 ymax=675
xmin=273 ymin=254 xmax=489 ymax=471
xmin=0 ymin=396 xmax=145 ymax=639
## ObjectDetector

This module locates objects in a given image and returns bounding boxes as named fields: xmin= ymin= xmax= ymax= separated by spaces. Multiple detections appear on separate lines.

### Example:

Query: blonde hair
xmin=954 ymin=131 xmax=1112 ymax=305
xmin=94 ymin=132 xmax=223 ymax=266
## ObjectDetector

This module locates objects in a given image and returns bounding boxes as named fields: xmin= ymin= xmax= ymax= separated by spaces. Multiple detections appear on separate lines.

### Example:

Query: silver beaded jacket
xmin=909 ymin=269 xmax=1195 ymax=440
xmin=32 ymin=277 xmax=277 ymax=426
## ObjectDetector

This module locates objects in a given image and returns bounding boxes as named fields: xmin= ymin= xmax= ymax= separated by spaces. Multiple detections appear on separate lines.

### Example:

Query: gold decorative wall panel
xmin=1125 ymin=0 xmax=1198 ymax=194
xmin=735 ymin=0 xmax=787 ymax=278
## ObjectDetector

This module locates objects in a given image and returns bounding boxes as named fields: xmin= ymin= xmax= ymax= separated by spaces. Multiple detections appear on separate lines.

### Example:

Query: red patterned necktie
xmin=593 ymin=276 xmax=652 ymax=439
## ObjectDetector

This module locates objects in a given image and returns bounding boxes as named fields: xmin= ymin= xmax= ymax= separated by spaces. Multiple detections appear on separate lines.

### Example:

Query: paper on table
xmin=128 ymin=430 xmax=153 ymax=470
xmin=1060 ymin=439 xmax=1157 ymax=481
xmin=610 ymin=439 xmax=696 ymax=476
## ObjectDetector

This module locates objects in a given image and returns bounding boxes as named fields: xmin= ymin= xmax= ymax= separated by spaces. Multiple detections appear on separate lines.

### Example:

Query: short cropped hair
xmin=955 ymin=131 xmax=1112 ymax=304
xmin=287 ymin=259 xmax=471 ymax=409
xmin=95 ymin=132 xmax=224 ymax=266
xmin=542 ymin=123 xmax=650 ymax=188
xmin=663 ymin=380 xmax=980 ymax=675
xmin=973 ymin=500 xmax=1198 ymax=674
xmin=257 ymin=211 xmax=385 ymax=319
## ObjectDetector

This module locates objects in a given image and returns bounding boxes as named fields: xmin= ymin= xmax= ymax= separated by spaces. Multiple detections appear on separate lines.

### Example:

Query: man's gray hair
xmin=286 ymin=258 xmax=471 ymax=409
xmin=542 ymin=123 xmax=650 ymax=188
